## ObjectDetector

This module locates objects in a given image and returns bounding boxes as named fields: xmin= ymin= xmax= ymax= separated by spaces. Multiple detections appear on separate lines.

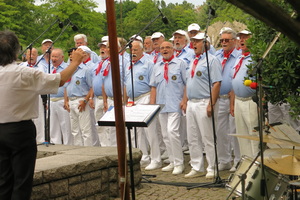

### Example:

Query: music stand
xmin=98 ymin=104 xmax=161 ymax=200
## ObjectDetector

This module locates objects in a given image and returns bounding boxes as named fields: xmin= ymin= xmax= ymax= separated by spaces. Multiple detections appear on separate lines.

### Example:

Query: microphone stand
xmin=187 ymin=6 xmax=225 ymax=189
xmin=20 ymin=18 xmax=60 ymax=57
xmin=37 ymin=20 xmax=73 ymax=147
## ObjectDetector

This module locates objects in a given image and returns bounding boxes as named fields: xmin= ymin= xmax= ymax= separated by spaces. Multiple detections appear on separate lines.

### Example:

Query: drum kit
xmin=226 ymin=123 xmax=300 ymax=200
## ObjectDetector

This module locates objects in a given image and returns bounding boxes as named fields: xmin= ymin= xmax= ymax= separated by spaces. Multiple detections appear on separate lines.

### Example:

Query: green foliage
xmin=246 ymin=12 xmax=300 ymax=117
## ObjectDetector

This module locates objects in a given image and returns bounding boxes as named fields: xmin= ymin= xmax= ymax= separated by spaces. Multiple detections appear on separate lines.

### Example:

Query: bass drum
xmin=226 ymin=155 xmax=290 ymax=200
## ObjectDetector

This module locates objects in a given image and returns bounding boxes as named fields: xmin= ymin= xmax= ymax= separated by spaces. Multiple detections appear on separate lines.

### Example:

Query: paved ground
xmin=114 ymin=154 xmax=241 ymax=200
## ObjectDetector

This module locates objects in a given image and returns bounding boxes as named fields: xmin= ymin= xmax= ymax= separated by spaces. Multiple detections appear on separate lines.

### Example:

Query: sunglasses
xmin=220 ymin=39 xmax=234 ymax=43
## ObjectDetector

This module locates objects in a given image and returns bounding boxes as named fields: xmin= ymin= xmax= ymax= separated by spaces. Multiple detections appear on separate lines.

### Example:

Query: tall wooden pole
xmin=105 ymin=1 xmax=130 ymax=199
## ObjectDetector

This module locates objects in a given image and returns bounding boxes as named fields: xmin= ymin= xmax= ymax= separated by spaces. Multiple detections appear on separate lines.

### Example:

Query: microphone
xmin=157 ymin=8 xmax=169 ymax=24
xmin=67 ymin=19 xmax=79 ymax=31
xmin=71 ymin=24 xmax=78 ymax=31
xmin=58 ymin=19 xmax=64 ymax=28
xmin=208 ymin=6 xmax=216 ymax=16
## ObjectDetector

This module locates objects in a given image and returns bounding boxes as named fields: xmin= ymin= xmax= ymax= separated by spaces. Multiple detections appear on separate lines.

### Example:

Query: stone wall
xmin=31 ymin=145 xmax=142 ymax=200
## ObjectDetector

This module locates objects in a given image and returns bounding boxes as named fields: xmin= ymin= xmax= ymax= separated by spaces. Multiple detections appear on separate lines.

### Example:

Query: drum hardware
xmin=226 ymin=153 xmax=262 ymax=200
xmin=226 ymin=155 xmax=290 ymax=200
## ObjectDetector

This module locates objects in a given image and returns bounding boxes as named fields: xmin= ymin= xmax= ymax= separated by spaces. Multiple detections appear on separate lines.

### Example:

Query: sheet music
xmin=99 ymin=104 xmax=161 ymax=127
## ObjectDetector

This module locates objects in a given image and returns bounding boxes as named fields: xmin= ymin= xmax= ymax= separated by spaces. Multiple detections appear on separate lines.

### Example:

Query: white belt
xmin=69 ymin=96 xmax=85 ymax=101
xmin=235 ymin=96 xmax=252 ymax=101
xmin=133 ymin=92 xmax=150 ymax=101
xmin=189 ymin=98 xmax=208 ymax=103
xmin=50 ymin=97 xmax=64 ymax=102
xmin=219 ymin=94 xmax=229 ymax=99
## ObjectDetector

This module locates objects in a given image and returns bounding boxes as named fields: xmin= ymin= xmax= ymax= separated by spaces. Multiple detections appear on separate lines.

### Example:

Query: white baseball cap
xmin=78 ymin=45 xmax=92 ymax=54
xmin=191 ymin=32 xmax=211 ymax=43
xmin=188 ymin=23 xmax=200 ymax=32
xmin=101 ymin=36 xmax=108 ymax=42
xmin=41 ymin=39 xmax=53 ymax=45
xmin=172 ymin=29 xmax=187 ymax=36
xmin=219 ymin=27 xmax=233 ymax=35
xmin=237 ymin=30 xmax=252 ymax=36
xmin=169 ymin=36 xmax=174 ymax=41
xmin=151 ymin=32 xmax=164 ymax=39
xmin=130 ymin=34 xmax=143 ymax=43
xmin=97 ymin=41 xmax=107 ymax=47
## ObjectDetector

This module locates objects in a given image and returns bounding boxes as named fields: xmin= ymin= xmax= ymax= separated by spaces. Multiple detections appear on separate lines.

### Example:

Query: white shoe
xmin=229 ymin=166 xmax=237 ymax=172
xmin=140 ymin=159 xmax=150 ymax=167
xmin=145 ymin=162 xmax=162 ymax=170
xmin=182 ymin=145 xmax=189 ymax=152
xmin=183 ymin=150 xmax=190 ymax=155
xmin=218 ymin=162 xmax=232 ymax=171
xmin=163 ymin=159 xmax=170 ymax=164
xmin=206 ymin=171 xmax=215 ymax=179
xmin=184 ymin=169 xmax=204 ymax=178
xmin=162 ymin=163 xmax=174 ymax=172
xmin=172 ymin=165 xmax=184 ymax=175
xmin=161 ymin=151 xmax=168 ymax=160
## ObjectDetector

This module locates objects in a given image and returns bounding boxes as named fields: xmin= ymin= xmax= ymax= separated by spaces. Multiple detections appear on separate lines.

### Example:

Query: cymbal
xmin=261 ymin=148 xmax=300 ymax=175
xmin=229 ymin=134 xmax=300 ymax=147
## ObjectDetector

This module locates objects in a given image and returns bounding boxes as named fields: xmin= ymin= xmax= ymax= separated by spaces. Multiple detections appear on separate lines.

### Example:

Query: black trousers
xmin=0 ymin=120 xmax=37 ymax=200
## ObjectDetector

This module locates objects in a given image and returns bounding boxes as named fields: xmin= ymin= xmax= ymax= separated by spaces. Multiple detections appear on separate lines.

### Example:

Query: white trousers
xmin=49 ymin=99 xmax=73 ymax=145
xmin=105 ymin=98 xmax=117 ymax=146
xmin=69 ymin=97 xmax=99 ymax=146
xmin=34 ymin=96 xmax=45 ymax=143
xmin=216 ymin=98 xmax=240 ymax=164
xmin=159 ymin=112 xmax=183 ymax=166
xmin=95 ymin=97 xmax=110 ymax=146
xmin=234 ymin=98 xmax=259 ymax=158
xmin=186 ymin=99 xmax=218 ymax=172
xmin=130 ymin=95 xmax=161 ymax=164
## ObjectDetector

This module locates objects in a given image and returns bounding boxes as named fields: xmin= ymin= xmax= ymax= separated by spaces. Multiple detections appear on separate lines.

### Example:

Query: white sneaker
xmin=145 ymin=162 xmax=162 ymax=170
xmin=206 ymin=171 xmax=215 ymax=179
xmin=172 ymin=165 xmax=184 ymax=175
xmin=184 ymin=169 xmax=204 ymax=178
xmin=162 ymin=163 xmax=174 ymax=172
xmin=183 ymin=150 xmax=190 ymax=155
xmin=161 ymin=151 xmax=169 ymax=160
xmin=140 ymin=159 xmax=150 ymax=167
xmin=218 ymin=162 xmax=232 ymax=171
xmin=229 ymin=166 xmax=237 ymax=172
xmin=163 ymin=159 xmax=170 ymax=164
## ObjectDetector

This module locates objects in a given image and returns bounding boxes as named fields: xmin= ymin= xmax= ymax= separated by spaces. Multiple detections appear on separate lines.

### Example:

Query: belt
xmin=97 ymin=96 xmax=103 ymax=100
xmin=189 ymin=98 xmax=208 ymax=103
xmin=50 ymin=97 xmax=64 ymax=102
xmin=69 ymin=96 xmax=85 ymax=101
xmin=219 ymin=94 xmax=229 ymax=99
xmin=107 ymin=96 xmax=114 ymax=101
xmin=133 ymin=92 xmax=150 ymax=101
xmin=235 ymin=96 xmax=252 ymax=101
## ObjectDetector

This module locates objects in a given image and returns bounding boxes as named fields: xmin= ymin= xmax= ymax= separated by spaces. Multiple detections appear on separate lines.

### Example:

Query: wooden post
xmin=105 ymin=1 xmax=130 ymax=199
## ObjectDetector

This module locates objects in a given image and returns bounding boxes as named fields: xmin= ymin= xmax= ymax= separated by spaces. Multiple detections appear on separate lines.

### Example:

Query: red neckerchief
xmin=191 ymin=54 xmax=201 ymax=78
xmin=128 ymin=55 xmax=144 ymax=70
xmin=83 ymin=57 xmax=91 ymax=64
xmin=95 ymin=57 xmax=109 ymax=75
xmin=162 ymin=55 xmax=174 ymax=82
xmin=175 ymin=50 xmax=182 ymax=57
xmin=28 ymin=62 xmax=36 ymax=68
xmin=102 ymin=58 xmax=111 ymax=76
xmin=222 ymin=49 xmax=234 ymax=70
xmin=153 ymin=51 xmax=159 ymax=64
xmin=233 ymin=52 xmax=250 ymax=79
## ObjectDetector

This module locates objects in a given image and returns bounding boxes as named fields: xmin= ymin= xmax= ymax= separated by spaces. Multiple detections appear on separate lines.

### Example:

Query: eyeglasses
xmin=220 ymin=38 xmax=234 ymax=43
xmin=160 ymin=46 xmax=172 ymax=50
